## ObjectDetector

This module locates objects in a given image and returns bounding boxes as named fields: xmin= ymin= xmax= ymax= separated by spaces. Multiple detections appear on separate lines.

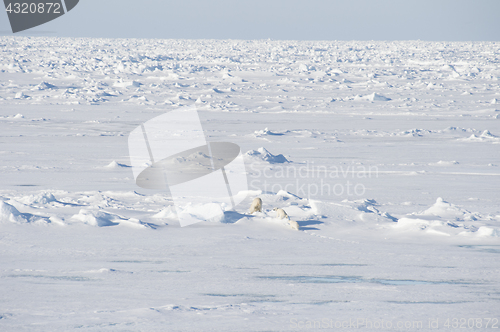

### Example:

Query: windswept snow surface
xmin=1 ymin=37 xmax=500 ymax=331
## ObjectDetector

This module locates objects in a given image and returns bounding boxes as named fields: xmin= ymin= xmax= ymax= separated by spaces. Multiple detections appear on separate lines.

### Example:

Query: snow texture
xmin=0 ymin=37 xmax=499 ymax=331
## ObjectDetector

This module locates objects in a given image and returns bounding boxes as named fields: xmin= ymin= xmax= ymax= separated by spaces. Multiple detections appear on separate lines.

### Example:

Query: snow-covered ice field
xmin=1 ymin=37 xmax=500 ymax=331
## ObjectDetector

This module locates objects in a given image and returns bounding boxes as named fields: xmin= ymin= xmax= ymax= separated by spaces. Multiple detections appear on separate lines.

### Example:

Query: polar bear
xmin=249 ymin=197 xmax=262 ymax=214
xmin=273 ymin=207 xmax=289 ymax=220
xmin=289 ymin=220 xmax=300 ymax=231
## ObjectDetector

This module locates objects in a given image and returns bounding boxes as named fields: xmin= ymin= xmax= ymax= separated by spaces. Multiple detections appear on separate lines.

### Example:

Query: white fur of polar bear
xmin=289 ymin=220 xmax=300 ymax=231
xmin=249 ymin=197 xmax=262 ymax=214
xmin=273 ymin=207 xmax=289 ymax=220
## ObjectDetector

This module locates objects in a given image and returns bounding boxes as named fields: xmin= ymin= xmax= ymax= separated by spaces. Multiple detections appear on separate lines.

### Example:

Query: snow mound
xmin=298 ymin=63 xmax=316 ymax=72
xmin=118 ymin=218 xmax=150 ymax=229
xmin=354 ymin=199 xmax=396 ymax=222
xmin=399 ymin=128 xmax=433 ymax=137
xmin=309 ymin=199 xmax=396 ymax=224
xmin=104 ymin=161 xmax=130 ymax=168
xmin=213 ymin=87 xmax=234 ymax=94
xmin=16 ymin=192 xmax=57 ymax=205
xmin=244 ymin=147 xmax=289 ymax=163
xmin=222 ymin=72 xmax=244 ymax=82
xmin=152 ymin=206 xmax=177 ymax=219
xmin=35 ymin=82 xmax=57 ymax=90
xmin=71 ymin=209 xmax=119 ymax=227
xmin=71 ymin=209 xmax=150 ymax=228
xmin=461 ymin=130 xmax=500 ymax=142
xmin=394 ymin=218 xmax=455 ymax=236
xmin=306 ymin=200 xmax=335 ymax=216
xmin=480 ymin=130 xmax=498 ymax=138
xmin=14 ymin=92 xmax=29 ymax=99
xmin=276 ymin=190 xmax=303 ymax=200
xmin=475 ymin=227 xmax=500 ymax=237
xmin=256 ymin=192 xmax=289 ymax=204
xmin=113 ymin=80 xmax=142 ymax=88
xmin=155 ymin=202 xmax=242 ymax=224
xmin=393 ymin=198 xmax=491 ymax=237
xmin=49 ymin=216 xmax=66 ymax=226
xmin=0 ymin=201 xmax=27 ymax=223
xmin=355 ymin=93 xmax=391 ymax=102
xmin=420 ymin=197 xmax=478 ymax=221
xmin=430 ymin=161 xmax=459 ymax=166
xmin=71 ymin=209 xmax=149 ymax=228
xmin=353 ymin=199 xmax=377 ymax=213
xmin=253 ymin=128 xmax=286 ymax=137
xmin=86 ymin=268 xmax=117 ymax=273
xmin=0 ymin=201 xmax=49 ymax=224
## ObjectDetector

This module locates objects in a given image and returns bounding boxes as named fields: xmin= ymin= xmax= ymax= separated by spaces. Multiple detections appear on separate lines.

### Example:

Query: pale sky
xmin=1 ymin=0 xmax=499 ymax=41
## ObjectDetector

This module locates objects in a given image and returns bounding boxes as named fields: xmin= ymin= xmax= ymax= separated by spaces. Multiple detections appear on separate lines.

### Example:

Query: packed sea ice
xmin=0 ymin=37 xmax=499 ymax=331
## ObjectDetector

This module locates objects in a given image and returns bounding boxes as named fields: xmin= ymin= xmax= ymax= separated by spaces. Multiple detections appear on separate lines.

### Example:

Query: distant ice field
xmin=0 ymin=37 xmax=499 ymax=331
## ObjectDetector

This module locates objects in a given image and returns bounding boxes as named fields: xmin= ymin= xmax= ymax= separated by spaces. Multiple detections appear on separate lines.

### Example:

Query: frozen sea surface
xmin=0 ymin=37 xmax=499 ymax=331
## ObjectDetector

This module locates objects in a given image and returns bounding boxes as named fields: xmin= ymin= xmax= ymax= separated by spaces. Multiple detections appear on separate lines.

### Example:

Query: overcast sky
xmin=1 ymin=0 xmax=499 ymax=41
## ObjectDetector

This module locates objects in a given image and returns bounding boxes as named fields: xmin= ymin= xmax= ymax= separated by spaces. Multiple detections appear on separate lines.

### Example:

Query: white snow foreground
xmin=0 ymin=190 xmax=499 ymax=331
